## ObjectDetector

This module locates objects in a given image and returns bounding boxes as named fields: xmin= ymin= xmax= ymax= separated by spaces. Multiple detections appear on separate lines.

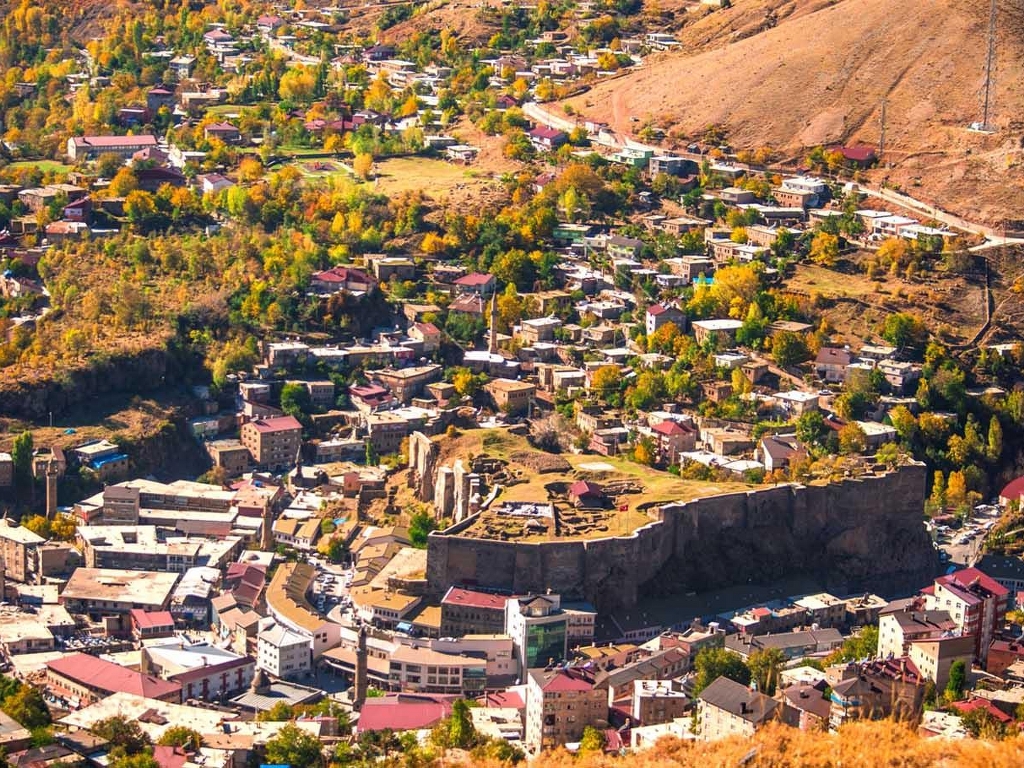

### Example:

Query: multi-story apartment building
xmin=440 ymin=587 xmax=510 ymax=637
xmin=925 ymin=567 xmax=1009 ymax=663
xmin=241 ymin=416 xmax=302 ymax=470
xmin=257 ymin=621 xmax=311 ymax=680
xmin=0 ymin=520 xmax=44 ymax=583
xmin=525 ymin=667 xmax=606 ymax=752
xmin=877 ymin=607 xmax=956 ymax=660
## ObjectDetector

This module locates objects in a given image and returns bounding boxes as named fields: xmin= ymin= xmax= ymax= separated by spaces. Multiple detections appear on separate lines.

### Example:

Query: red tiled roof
xmin=936 ymin=567 xmax=1009 ymax=601
xmin=529 ymin=126 xmax=566 ymax=141
xmin=569 ymin=480 xmax=603 ymax=498
xmin=836 ymin=145 xmax=877 ymax=162
xmin=653 ymin=420 xmax=691 ymax=436
xmin=815 ymin=347 xmax=852 ymax=366
xmin=47 ymin=652 xmax=181 ymax=700
xmin=1000 ymin=476 xmax=1024 ymax=502
xmin=480 ymin=690 xmax=524 ymax=709
xmin=205 ymin=121 xmax=238 ymax=133
xmin=226 ymin=562 xmax=266 ymax=581
xmin=454 ymin=273 xmax=494 ymax=287
xmin=951 ymin=696 xmax=1012 ymax=724
xmin=449 ymin=294 xmax=486 ymax=313
xmin=356 ymin=694 xmax=455 ymax=733
xmin=413 ymin=322 xmax=440 ymax=334
xmin=72 ymin=135 xmax=158 ymax=148
xmin=247 ymin=415 xmax=302 ymax=433
xmin=130 ymin=609 xmax=174 ymax=630
xmin=441 ymin=587 xmax=510 ymax=610
xmin=313 ymin=266 xmax=373 ymax=284
xmin=152 ymin=746 xmax=189 ymax=768
xmin=538 ymin=668 xmax=596 ymax=693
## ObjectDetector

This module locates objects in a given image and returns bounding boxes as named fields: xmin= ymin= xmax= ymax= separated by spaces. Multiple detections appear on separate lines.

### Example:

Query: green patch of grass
xmin=7 ymin=160 xmax=73 ymax=175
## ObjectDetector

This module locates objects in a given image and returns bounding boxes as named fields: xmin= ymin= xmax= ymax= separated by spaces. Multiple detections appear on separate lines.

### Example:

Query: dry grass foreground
xmin=563 ymin=0 xmax=1024 ymax=225
xmin=454 ymin=722 xmax=1024 ymax=768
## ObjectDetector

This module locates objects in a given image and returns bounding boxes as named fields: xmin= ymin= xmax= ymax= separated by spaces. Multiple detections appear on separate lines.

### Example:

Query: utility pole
xmin=879 ymin=97 xmax=887 ymax=159
xmin=981 ymin=0 xmax=998 ymax=131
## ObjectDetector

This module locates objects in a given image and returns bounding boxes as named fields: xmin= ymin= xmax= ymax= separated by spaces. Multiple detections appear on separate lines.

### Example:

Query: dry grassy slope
xmin=565 ymin=0 xmax=1024 ymax=224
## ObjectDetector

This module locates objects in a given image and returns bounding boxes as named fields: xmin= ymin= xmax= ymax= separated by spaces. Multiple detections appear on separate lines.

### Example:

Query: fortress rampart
xmin=425 ymin=463 xmax=936 ymax=612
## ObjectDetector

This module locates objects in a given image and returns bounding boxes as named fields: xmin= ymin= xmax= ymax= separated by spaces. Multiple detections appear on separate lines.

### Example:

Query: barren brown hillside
xmin=564 ymin=0 xmax=1024 ymax=225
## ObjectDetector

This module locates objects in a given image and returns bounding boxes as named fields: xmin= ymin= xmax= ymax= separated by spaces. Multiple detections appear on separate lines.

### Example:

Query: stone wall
xmin=425 ymin=464 xmax=936 ymax=613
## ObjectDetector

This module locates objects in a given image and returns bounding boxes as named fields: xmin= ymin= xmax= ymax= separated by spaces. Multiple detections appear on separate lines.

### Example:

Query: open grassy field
xmin=6 ymin=160 xmax=73 ymax=175
xmin=787 ymin=259 xmax=989 ymax=346
xmin=787 ymin=263 xmax=881 ymax=299
xmin=368 ymin=156 xmax=501 ymax=200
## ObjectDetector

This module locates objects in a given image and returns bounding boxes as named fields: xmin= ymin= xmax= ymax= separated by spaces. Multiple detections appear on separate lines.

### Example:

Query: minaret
xmin=45 ymin=456 xmax=58 ymax=521
xmin=488 ymin=291 xmax=498 ymax=355
xmin=354 ymin=625 xmax=368 ymax=710
xmin=260 ymin=498 xmax=274 ymax=552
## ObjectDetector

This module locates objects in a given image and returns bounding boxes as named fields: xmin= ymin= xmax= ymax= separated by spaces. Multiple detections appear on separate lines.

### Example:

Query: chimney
xmin=740 ymin=701 xmax=749 ymax=714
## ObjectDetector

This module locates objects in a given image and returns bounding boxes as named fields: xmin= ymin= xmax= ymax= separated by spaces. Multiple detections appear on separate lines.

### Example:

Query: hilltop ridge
xmin=562 ymin=0 xmax=1024 ymax=225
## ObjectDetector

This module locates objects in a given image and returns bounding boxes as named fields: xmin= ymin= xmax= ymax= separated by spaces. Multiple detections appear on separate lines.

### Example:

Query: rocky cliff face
xmin=426 ymin=464 xmax=937 ymax=613
xmin=0 ymin=347 xmax=182 ymax=421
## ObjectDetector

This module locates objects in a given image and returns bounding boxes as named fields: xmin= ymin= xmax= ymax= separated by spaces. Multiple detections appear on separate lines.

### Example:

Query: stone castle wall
xmin=425 ymin=464 xmax=936 ymax=612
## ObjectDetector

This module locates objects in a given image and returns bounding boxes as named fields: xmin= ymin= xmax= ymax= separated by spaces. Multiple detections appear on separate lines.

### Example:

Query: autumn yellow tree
xmin=238 ymin=157 xmax=263 ymax=182
xmin=590 ymin=365 xmax=621 ymax=400
xmin=108 ymin=167 xmax=138 ymax=197
xmin=809 ymin=232 xmax=839 ymax=267
xmin=278 ymin=67 xmax=316 ymax=102
xmin=352 ymin=153 xmax=374 ymax=180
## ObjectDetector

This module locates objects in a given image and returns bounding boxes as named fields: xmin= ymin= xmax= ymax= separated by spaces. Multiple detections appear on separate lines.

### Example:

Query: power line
xmin=981 ymin=0 xmax=998 ymax=131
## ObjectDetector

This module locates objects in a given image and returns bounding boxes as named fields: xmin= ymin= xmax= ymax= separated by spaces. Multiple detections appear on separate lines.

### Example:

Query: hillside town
xmin=2 ymin=0 xmax=1024 ymax=766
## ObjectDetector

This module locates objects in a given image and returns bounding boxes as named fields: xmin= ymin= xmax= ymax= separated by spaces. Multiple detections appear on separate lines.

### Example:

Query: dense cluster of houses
xmin=6 ymin=463 xmax=1024 ymax=760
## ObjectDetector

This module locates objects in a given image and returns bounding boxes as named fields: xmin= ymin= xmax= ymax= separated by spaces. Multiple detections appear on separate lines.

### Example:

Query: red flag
xmin=619 ymin=504 xmax=629 ymax=511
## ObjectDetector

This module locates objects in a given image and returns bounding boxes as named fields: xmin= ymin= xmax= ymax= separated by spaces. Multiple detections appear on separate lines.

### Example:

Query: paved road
xmin=522 ymin=101 xmax=1023 ymax=246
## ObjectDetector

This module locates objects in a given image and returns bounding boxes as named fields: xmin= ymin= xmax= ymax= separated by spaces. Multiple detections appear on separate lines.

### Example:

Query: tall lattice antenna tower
xmin=981 ymin=0 xmax=998 ymax=131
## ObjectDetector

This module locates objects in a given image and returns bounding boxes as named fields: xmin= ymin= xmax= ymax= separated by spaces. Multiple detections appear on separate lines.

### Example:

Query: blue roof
xmin=89 ymin=453 xmax=128 ymax=469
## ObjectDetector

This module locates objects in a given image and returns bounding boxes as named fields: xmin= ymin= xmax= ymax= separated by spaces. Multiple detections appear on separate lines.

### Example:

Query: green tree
xmin=987 ymin=415 xmax=1003 ymax=462
xmin=365 ymin=442 xmax=378 ymax=467
xmin=2 ymin=685 xmax=50 ymax=730
xmin=825 ymin=626 xmax=878 ymax=665
xmin=157 ymin=727 xmax=202 ymax=751
xmin=264 ymin=723 xmax=323 ymax=768
xmin=408 ymin=510 xmax=438 ymax=548
xmin=590 ymin=365 xmax=622 ymax=401
xmin=578 ymin=725 xmax=605 ymax=753
xmin=882 ymin=312 xmax=927 ymax=351
xmin=256 ymin=702 xmax=295 ymax=722
xmin=11 ymin=431 xmax=33 ymax=491
xmin=109 ymin=753 xmax=160 ymax=768
xmin=795 ymin=411 xmax=827 ymax=447
xmin=280 ymin=382 xmax=312 ymax=419
xmin=945 ymin=659 xmax=967 ymax=701
xmin=771 ymin=332 xmax=810 ymax=368
xmin=876 ymin=442 xmax=900 ymax=467
xmin=90 ymin=717 xmax=150 ymax=755
xmin=958 ymin=706 xmax=1007 ymax=739
xmin=838 ymin=422 xmax=868 ymax=455
xmin=889 ymin=405 xmax=918 ymax=445
xmin=436 ymin=699 xmax=476 ymax=749
xmin=747 ymin=648 xmax=786 ymax=695
xmin=692 ymin=647 xmax=751 ymax=694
